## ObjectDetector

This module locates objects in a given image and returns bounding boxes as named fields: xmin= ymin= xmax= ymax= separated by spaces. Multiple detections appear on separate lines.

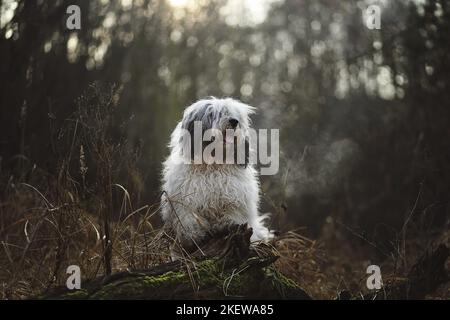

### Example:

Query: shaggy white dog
xmin=160 ymin=97 xmax=273 ymax=249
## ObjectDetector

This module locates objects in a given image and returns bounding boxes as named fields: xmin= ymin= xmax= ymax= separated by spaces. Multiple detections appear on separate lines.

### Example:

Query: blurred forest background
xmin=0 ymin=0 xmax=449 ymax=298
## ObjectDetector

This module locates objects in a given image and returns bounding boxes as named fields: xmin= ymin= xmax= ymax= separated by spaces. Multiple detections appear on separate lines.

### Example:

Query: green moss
xmin=196 ymin=260 xmax=222 ymax=285
xmin=269 ymin=268 xmax=300 ymax=289
xmin=52 ymin=256 xmax=308 ymax=299
xmin=62 ymin=289 xmax=89 ymax=299
xmin=90 ymin=271 xmax=186 ymax=299
xmin=141 ymin=270 xmax=186 ymax=285
xmin=263 ymin=267 xmax=311 ymax=299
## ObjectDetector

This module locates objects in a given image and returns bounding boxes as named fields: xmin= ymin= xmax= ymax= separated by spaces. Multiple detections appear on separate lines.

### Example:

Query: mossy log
xmin=43 ymin=224 xmax=312 ymax=300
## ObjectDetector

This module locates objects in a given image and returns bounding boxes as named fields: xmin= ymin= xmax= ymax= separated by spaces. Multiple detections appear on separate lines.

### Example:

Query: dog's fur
xmin=160 ymin=97 xmax=272 ymax=248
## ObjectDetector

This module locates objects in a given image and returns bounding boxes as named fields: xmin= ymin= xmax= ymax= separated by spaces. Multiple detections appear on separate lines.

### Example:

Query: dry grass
xmin=0 ymin=84 xmax=448 ymax=299
xmin=273 ymin=231 xmax=332 ymax=299
xmin=0 ymin=84 xmax=171 ymax=299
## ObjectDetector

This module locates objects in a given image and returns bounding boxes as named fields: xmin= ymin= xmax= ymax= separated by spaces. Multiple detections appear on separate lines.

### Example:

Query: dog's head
xmin=182 ymin=97 xmax=254 ymax=135
xmin=177 ymin=97 xmax=255 ymax=165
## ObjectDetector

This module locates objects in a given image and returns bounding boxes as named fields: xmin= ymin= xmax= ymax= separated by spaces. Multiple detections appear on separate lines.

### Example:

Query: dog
xmin=160 ymin=97 xmax=273 ymax=250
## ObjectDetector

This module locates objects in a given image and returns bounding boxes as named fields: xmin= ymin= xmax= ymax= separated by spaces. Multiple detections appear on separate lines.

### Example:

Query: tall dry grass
xmin=0 ymin=84 xmax=447 ymax=299
xmin=0 ymin=84 xmax=171 ymax=299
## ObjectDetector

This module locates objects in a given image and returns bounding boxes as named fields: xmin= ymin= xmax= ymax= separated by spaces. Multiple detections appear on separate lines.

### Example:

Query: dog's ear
xmin=181 ymin=107 xmax=196 ymax=134
xmin=181 ymin=103 xmax=212 ymax=134
xmin=181 ymin=102 xmax=212 ymax=161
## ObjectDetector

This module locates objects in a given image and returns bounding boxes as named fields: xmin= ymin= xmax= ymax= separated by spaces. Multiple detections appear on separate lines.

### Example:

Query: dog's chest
xmin=182 ymin=167 xmax=250 ymax=217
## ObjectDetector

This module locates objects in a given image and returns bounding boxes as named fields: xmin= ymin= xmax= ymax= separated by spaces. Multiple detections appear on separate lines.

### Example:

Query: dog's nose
xmin=229 ymin=118 xmax=239 ymax=128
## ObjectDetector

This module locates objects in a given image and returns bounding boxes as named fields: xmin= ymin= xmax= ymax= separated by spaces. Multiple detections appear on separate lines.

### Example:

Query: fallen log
xmin=42 ymin=224 xmax=312 ymax=300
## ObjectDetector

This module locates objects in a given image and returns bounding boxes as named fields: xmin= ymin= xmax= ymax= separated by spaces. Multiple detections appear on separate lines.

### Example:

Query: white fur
xmin=160 ymin=97 xmax=273 ymax=246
